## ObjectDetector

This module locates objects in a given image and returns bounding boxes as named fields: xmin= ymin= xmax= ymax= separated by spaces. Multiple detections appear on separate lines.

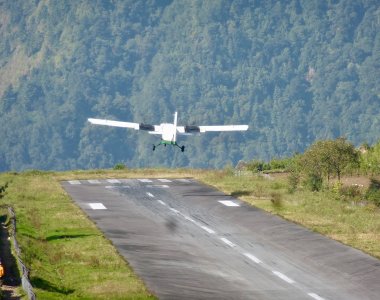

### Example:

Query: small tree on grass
xmin=299 ymin=138 xmax=359 ymax=190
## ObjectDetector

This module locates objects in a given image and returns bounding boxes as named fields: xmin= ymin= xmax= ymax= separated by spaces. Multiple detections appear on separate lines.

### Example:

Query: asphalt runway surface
xmin=62 ymin=178 xmax=380 ymax=300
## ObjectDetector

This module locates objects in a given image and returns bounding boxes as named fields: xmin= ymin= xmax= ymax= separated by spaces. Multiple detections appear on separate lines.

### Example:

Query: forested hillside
xmin=0 ymin=0 xmax=379 ymax=171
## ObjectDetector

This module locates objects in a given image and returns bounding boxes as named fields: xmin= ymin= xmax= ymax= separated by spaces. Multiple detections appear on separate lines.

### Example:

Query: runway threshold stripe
xmin=89 ymin=203 xmax=107 ymax=210
xmin=88 ymin=180 xmax=101 ymax=184
xmin=146 ymin=192 xmax=155 ymax=198
xmin=218 ymin=200 xmax=240 ymax=207
xmin=138 ymin=179 xmax=153 ymax=183
xmin=177 ymin=179 xmax=191 ymax=183
xmin=220 ymin=237 xmax=236 ymax=247
xmin=68 ymin=180 xmax=81 ymax=185
xmin=157 ymin=200 xmax=166 ymax=206
xmin=158 ymin=179 xmax=172 ymax=182
xmin=307 ymin=293 xmax=325 ymax=300
xmin=243 ymin=252 xmax=262 ymax=264
xmin=272 ymin=271 xmax=295 ymax=284
xmin=107 ymin=179 xmax=120 ymax=183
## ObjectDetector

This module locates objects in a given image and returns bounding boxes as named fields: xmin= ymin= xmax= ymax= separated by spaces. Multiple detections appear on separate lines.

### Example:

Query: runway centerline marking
xmin=200 ymin=225 xmax=216 ymax=234
xmin=146 ymin=192 xmax=155 ymax=198
xmin=169 ymin=207 xmax=180 ymax=214
xmin=68 ymin=180 xmax=81 ymax=185
xmin=218 ymin=200 xmax=240 ymax=207
xmin=89 ymin=203 xmax=107 ymax=210
xmin=308 ymin=293 xmax=325 ymax=300
xmin=243 ymin=252 xmax=262 ymax=264
xmin=272 ymin=271 xmax=295 ymax=284
xmin=220 ymin=237 xmax=236 ymax=247
xmin=157 ymin=200 xmax=166 ymax=206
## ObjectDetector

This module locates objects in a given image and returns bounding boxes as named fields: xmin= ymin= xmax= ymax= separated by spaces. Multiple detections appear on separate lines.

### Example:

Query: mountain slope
xmin=0 ymin=0 xmax=379 ymax=171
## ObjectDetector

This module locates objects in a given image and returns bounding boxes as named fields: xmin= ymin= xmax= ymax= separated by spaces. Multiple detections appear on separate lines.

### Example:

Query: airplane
xmin=88 ymin=112 xmax=248 ymax=152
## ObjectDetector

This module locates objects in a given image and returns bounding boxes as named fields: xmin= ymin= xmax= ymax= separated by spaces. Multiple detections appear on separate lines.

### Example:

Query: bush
xmin=304 ymin=173 xmax=323 ymax=191
xmin=113 ymin=163 xmax=127 ymax=170
xmin=270 ymin=192 xmax=283 ymax=208
xmin=287 ymin=172 xmax=299 ymax=193
xmin=365 ymin=179 xmax=380 ymax=207
xmin=338 ymin=185 xmax=364 ymax=202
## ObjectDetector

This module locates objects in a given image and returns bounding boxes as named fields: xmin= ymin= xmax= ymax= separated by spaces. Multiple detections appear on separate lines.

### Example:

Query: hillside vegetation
xmin=1 ymin=0 xmax=379 ymax=171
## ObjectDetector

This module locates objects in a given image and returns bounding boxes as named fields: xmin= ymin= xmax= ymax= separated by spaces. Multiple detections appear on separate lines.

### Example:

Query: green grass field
xmin=0 ymin=168 xmax=379 ymax=299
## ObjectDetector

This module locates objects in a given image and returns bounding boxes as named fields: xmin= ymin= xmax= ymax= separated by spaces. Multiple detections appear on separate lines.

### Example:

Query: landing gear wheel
xmin=181 ymin=146 xmax=185 ymax=152
xmin=153 ymin=145 xmax=156 ymax=151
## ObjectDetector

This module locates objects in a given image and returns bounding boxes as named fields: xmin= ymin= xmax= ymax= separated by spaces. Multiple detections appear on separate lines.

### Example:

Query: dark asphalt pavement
xmin=61 ymin=178 xmax=380 ymax=300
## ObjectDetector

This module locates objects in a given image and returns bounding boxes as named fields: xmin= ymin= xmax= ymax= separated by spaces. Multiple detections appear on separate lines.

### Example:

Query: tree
xmin=300 ymin=138 xmax=359 ymax=189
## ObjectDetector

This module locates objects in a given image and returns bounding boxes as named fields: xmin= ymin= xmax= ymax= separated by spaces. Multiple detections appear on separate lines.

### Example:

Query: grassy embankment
xmin=0 ymin=168 xmax=379 ymax=299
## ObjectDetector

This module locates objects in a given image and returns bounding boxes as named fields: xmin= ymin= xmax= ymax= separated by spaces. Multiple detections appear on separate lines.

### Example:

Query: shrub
xmin=304 ymin=173 xmax=323 ymax=191
xmin=270 ymin=192 xmax=283 ymax=208
xmin=365 ymin=179 xmax=380 ymax=207
xmin=113 ymin=163 xmax=127 ymax=170
xmin=287 ymin=172 xmax=299 ymax=193
xmin=338 ymin=185 xmax=364 ymax=202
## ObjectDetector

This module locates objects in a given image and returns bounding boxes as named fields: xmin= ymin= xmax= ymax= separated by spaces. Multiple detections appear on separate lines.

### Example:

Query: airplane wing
xmin=88 ymin=118 xmax=161 ymax=133
xmin=177 ymin=125 xmax=248 ymax=134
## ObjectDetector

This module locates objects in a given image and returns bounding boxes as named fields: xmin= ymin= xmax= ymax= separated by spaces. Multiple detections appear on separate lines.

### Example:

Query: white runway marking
xmin=105 ymin=186 xmax=115 ymax=189
xmin=177 ymin=179 xmax=191 ymax=183
xmin=147 ymin=185 xmax=169 ymax=188
xmin=146 ymin=192 xmax=155 ymax=198
xmin=308 ymin=293 xmax=325 ymax=300
xmin=157 ymin=200 xmax=166 ymax=206
xmin=107 ymin=179 xmax=120 ymax=183
xmin=218 ymin=200 xmax=240 ymax=207
xmin=183 ymin=215 xmax=196 ymax=223
xmin=68 ymin=180 xmax=81 ymax=185
xmin=158 ymin=179 xmax=172 ymax=183
xmin=272 ymin=271 xmax=295 ymax=284
xmin=220 ymin=237 xmax=236 ymax=247
xmin=200 ymin=225 xmax=216 ymax=234
xmin=170 ymin=207 xmax=180 ymax=214
xmin=138 ymin=179 xmax=153 ymax=183
xmin=88 ymin=179 xmax=101 ymax=184
xmin=243 ymin=252 xmax=262 ymax=264
xmin=89 ymin=203 xmax=107 ymax=210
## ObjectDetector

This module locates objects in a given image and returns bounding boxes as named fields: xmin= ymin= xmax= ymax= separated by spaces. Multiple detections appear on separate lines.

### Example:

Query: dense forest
xmin=0 ymin=0 xmax=379 ymax=171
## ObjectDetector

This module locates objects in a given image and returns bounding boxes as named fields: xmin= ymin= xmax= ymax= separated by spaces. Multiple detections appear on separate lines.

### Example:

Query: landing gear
xmin=152 ymin=141 xmax=185 ymax=152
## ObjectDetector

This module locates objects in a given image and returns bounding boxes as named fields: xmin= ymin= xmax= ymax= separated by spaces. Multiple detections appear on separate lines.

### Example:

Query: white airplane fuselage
xmin=160 ymin=123 xmax=177 ymax=144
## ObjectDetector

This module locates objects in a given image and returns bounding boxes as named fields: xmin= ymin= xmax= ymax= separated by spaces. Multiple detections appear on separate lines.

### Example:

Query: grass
xmin=0 ymin=168 xmax=379 ymax=299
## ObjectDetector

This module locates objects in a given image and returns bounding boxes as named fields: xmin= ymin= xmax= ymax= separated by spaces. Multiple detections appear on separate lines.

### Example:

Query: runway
xmin=62 ymin=178 xmax=380 ymax=300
